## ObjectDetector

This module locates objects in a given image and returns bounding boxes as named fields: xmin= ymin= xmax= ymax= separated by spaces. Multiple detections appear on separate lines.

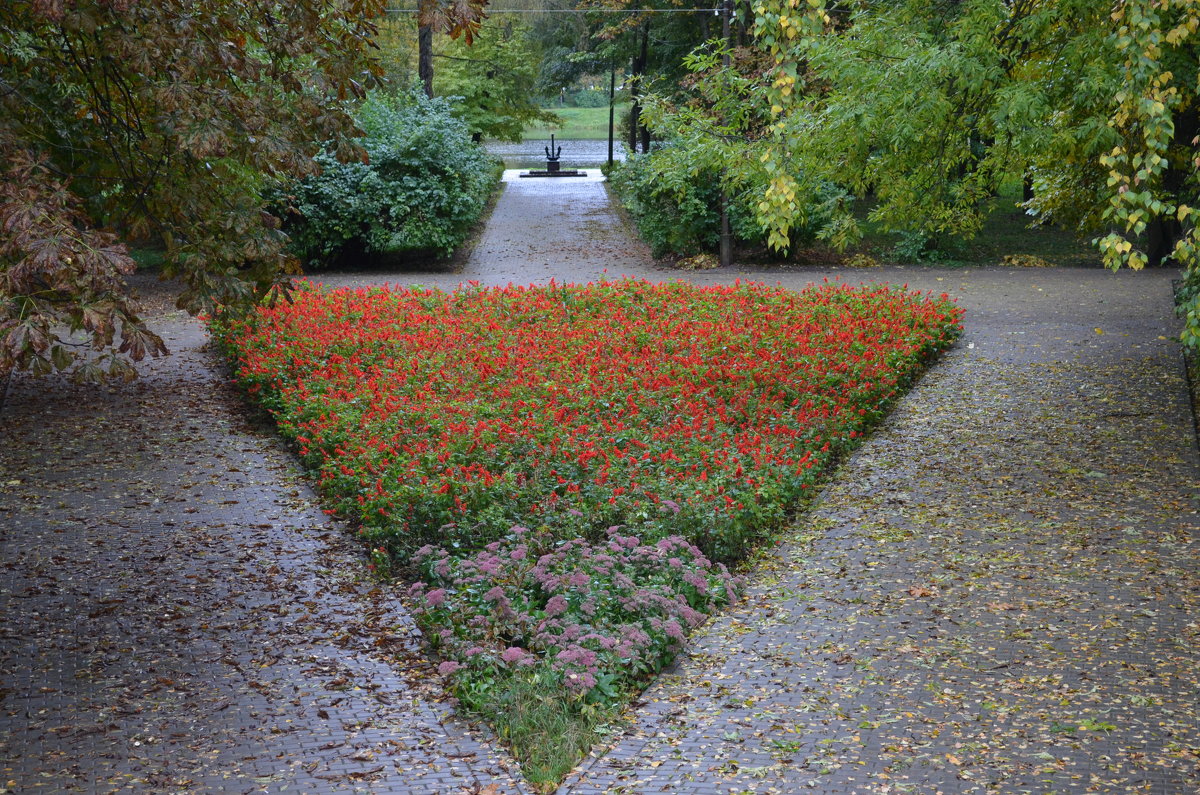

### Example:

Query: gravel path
xmin=2 ymin=171 xmax=1197 ymax=794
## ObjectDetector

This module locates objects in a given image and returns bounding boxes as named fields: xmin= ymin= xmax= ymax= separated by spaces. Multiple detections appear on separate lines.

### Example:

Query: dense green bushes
xmin=282 ymin=91 xmax=501 ymax=267
xmin=607 ymin=149 xmax=757 ymax=257
xmin=607 ymin=144 xmax=848 ymax=259
xmin=571 ymin=88 xmax=610 ymax=108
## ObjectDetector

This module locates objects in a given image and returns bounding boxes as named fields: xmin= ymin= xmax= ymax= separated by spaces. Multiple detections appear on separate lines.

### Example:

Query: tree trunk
xmin=1146 ymin=216 xmax=1178 ymax=268
xmin=1148 ymin=106 xmax=1198 ymax=266
xmin=418 ymin=25 xmax=434 ymax=98
xmin=608 ymin=66 xmax=616 ymax=170
xmin=628 ymin=67 xmax=639 ymax=154
xmin=628 ymin=22 xmax=649 ymax=153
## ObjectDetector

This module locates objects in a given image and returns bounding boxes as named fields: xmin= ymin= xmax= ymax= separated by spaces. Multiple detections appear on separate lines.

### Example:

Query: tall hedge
xmin=607 ymin=144 xmax=845 ymax=259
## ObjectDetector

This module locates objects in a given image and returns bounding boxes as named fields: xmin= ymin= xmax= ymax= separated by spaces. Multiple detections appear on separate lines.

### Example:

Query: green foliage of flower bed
xmin=281 ymin=90 xmax=502 ymax=266
xmin=411 ymin=526 xmax=739 ymax=785
xmin=213 ymin=279 xmax=962 ymax=786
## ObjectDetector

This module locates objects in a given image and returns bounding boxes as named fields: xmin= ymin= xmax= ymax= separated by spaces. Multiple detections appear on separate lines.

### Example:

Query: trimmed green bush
xmin=282 ymin=90 xmax=501 ymax=266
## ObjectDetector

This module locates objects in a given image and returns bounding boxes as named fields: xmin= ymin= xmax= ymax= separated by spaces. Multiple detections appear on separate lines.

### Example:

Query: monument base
xmin=519 ymin=170 xmax=588 ymax=178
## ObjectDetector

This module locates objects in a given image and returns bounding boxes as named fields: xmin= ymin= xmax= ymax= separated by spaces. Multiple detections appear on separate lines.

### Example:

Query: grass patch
xmin=212 ymin=279 xmax=962 ymax=789
xmin=523 ymin=105 xmax=627 ymax=141
xmin=459 ymin=667 xmax=618 ymax=788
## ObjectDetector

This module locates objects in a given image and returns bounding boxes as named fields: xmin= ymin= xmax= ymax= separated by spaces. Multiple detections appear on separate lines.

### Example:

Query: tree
xmin=0 ymin=0 xmax=486 ymax=381
xmin=529 ymin=0 xmax=716 ymax=153
xmin=591 ymin=4 xmax=717 ymax=153
xmin=0 ymin=0 xmax=382 ymax=380
xmin=744 ymin=0 xmax=1200 ymax=346
xmin=435 ymin=18 xmax=559 ymax=141
xmin=416 ymin=0 xmax=491 ymax=98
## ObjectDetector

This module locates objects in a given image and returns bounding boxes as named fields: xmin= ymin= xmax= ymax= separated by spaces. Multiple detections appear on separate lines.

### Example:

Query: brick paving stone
xmin=0 ymin=314 xmax=530 ymax=794
xmin=564 ymin=268 xmax=1200 ymax=794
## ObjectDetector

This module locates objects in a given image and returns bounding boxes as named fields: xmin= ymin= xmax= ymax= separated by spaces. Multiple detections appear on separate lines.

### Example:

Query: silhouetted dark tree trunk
xmin=419 ymin=25 xmax=434 ymax=97
xmin=628 ymin=21 xmax=650 ymax=153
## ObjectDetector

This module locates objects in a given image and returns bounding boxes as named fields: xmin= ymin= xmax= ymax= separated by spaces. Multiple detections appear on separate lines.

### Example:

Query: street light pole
xmin=608 ymin=61 xmax=616 ymax=172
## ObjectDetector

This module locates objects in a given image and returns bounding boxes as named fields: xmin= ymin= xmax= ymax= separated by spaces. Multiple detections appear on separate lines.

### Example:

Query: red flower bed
xmin=216 ymin=279 xmax=961 ymax=562
xmin=214 ymin=278 xmax=960 ymax=780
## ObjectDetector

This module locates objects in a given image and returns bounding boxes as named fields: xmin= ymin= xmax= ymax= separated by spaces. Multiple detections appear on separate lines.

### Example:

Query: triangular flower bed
xmin=213 ymin=279 xmax=962 ymax=788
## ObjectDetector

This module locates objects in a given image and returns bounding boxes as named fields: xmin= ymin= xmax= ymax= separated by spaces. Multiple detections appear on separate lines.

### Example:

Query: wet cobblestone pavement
xmin=566 ymin=270 xmax=1200 ymax=794
xmin=0 ymin=316 xmax=530 ymax=794
xmin=2 ymin=169 xmax=1197 ymax=794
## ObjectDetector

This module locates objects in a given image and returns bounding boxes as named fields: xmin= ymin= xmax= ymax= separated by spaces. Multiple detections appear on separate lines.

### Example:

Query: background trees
xmin=745 ymin=0 xmax=1200 ymax=344
xmin=0 ymin=0 xmax=491 ymax=381
xmin=435 ymin=19 xmax=559 ymax=141
xmin=0 ymin=0 xmax=389 ymax=379
xmin=7 ymin=0 xmax=1197 ymax=380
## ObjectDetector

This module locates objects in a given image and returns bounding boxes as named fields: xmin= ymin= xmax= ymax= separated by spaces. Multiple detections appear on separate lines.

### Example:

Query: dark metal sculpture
xmin=521 ymin=134 xmax=586 ymax=178
xmin=544 ymin=134 xmax=562 ymax=172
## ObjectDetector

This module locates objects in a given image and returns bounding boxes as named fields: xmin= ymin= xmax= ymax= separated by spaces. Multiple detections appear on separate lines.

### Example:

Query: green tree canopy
xmin=435 ymin=18 xmax=559 ymax=141
xmin=734 ymin=0 xmax=1199 ymax=345
xmin=0 ymin=0 xmax=486 ymax=381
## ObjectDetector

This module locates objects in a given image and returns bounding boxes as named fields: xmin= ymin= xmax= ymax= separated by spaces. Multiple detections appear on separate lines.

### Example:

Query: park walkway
xmin=567 ymin=266 xmax=1200 ymax=793
xmin=2 ymin=168 xmax=1198 ymax=793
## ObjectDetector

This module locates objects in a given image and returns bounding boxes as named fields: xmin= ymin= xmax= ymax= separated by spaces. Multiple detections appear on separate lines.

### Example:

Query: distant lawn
xmin=524 ymin=105 xmax=628 ymax=141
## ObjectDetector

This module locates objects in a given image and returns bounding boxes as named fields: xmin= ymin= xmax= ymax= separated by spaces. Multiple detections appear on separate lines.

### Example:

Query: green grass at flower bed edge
xmin=456 ymin=667 xmax=619 ymax=791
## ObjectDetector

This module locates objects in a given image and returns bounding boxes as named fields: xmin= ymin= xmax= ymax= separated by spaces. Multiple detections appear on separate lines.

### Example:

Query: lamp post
xmin=607 ymin=61 xmax=616 ymax=172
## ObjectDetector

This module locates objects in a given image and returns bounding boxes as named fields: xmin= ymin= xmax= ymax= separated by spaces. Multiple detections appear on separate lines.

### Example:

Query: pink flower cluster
xmin=408 ymin=526 xmax=741 ymax=700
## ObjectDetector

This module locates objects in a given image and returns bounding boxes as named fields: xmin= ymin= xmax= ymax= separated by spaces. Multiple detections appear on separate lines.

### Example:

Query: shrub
xmin=607 ymin=151 xmax=722 ymax=257
xmin=281 ymin=90 xmax=501 ymax=266
xmin=572 ymin=88 xmax=610 ymax=108
xmin=890 ymin=230 xmax=943 ymax=263
xmin=607 ymin=144 xmax=848 ymax=258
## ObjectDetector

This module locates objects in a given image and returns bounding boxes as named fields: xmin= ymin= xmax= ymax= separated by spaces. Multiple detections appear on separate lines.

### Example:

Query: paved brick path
xmin=0 ymin=316 xmax=530 ymax=793
xmin=2 ymin=166 xmax=1197 ymax=794
xmin=565 ymin=268 xmax=1200 ymax=793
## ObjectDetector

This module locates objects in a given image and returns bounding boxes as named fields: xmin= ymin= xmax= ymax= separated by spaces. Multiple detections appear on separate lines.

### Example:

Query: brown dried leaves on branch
xmin=0 ymin=0 xmax=408 ymax=380
xmin=0 ymin=145 xmax=165 ymax=381
xmin=418 ymin=0 xmax=490 ymax=44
